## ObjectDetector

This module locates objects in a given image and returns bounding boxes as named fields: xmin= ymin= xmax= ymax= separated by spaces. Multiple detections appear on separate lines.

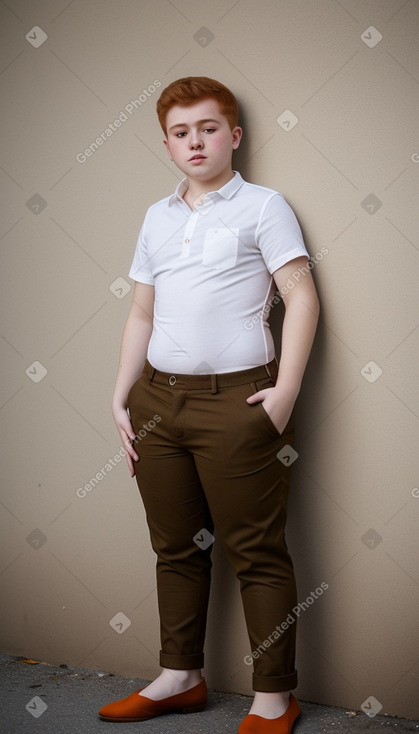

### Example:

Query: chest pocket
xmin=202 ymin=228 xmax=239 ymax=270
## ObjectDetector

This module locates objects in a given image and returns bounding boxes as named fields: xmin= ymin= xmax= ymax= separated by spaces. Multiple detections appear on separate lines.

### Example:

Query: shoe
xmin=98 ymin=678 xmax=207 ymax=722
xmin=238 ymin=693 xmax=301 ymax=733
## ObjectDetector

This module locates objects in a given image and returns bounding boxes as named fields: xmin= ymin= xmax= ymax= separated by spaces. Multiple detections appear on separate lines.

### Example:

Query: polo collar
xmin=168 ymin=171 xmax=244 ymax=206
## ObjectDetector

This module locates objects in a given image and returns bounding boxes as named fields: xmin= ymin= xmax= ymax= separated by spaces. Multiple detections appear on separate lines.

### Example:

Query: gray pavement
xmin=1 ymin=654 xmax=418 ymax=734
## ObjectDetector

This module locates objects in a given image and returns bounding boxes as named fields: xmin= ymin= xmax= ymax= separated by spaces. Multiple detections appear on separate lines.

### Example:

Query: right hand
xmin=112 ymin=404 xmax=139 ymax=477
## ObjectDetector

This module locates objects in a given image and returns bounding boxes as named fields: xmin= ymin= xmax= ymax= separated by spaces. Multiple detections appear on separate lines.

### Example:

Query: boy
xmin=99 ymin=77 xmax=319 ymax=733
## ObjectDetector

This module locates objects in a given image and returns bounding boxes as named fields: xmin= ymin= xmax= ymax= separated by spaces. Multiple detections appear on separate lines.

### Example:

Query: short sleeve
xmin=128 ymin=218 xmax=155 ymax=285
xmin=256 ymin=193 xmax=309 ymax=274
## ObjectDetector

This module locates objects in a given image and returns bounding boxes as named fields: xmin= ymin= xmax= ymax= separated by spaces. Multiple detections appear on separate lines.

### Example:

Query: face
xmin=163 ymin=98 xmax=242 ymax=183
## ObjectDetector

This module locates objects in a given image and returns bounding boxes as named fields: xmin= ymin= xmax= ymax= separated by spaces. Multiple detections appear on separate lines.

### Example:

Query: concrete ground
xmin=1 ymin=654 xmax=418 ymax=734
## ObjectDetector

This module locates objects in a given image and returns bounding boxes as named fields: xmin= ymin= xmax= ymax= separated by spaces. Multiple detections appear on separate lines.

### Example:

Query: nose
xmin=189 ymin=129 xmax=203 ymax=149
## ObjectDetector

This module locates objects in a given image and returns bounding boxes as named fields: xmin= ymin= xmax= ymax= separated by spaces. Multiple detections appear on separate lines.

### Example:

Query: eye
xmin=175 ymin=131 xmax=187 ymax=137
xmin=204 ymin=128 xmax=216 ymax=133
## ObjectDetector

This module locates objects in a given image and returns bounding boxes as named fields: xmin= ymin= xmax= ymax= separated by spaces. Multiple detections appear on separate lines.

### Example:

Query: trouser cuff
xmin=159 ymin=651 xmax=204 ymax=670
xmin=252 ymin=670 xmax=298 ymax=692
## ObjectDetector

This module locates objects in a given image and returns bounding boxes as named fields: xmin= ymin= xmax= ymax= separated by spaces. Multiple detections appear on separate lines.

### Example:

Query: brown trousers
xmin=127 ymin=358 xmax=298 ymax=692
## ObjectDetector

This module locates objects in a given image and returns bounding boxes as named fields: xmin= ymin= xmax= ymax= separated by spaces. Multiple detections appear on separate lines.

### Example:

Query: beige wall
xmin=0 ymin=0 xmax=418 ymax=721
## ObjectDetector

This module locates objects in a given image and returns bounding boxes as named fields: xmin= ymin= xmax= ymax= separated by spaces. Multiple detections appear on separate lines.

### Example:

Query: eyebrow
xmin=168 ymin=118 xmax=221 ymax=132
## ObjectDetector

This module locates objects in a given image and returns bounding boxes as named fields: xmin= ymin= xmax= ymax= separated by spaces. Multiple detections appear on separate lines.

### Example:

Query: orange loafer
xmin=98 ymin=678 xmax=207 ymax=722
xmin=238 ymin=693 xmax=301 ymax=733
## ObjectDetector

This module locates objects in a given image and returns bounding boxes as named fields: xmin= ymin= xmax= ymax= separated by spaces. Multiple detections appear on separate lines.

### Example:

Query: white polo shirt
xmin=129 ymin=171 xmax=309 ymax=374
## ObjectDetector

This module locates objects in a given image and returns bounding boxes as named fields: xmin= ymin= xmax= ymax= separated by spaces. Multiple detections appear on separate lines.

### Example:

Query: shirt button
xmin=168 ymin=375 xmax=176 ymax=386
xmin=184 ymin=238 xmax=190 ymax=243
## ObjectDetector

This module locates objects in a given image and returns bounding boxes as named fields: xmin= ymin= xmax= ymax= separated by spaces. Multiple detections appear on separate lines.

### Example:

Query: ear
xmin=232 ymin=126 xmax=242 ymax=150
xmin=163 ymin=138 xmax=173 ymax=161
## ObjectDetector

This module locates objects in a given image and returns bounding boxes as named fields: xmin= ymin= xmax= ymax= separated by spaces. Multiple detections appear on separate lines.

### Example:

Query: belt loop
xmin=148 ymin=366 xmax=156 ymax=383
xmin=265 ymin=363 xmax=272 ymax=379
xmin=210 ymin=374 xmax=218 ymax=394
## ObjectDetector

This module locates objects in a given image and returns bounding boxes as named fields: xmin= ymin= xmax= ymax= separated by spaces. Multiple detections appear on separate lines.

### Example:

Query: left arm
xmin=246 ymin=256 xmax=320 ymax=433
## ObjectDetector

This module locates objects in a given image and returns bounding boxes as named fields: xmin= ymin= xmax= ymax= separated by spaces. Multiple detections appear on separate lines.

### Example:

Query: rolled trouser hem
xmin=159 ymin=651 xmax=204 ymax=670
xmin=252 ymin=670 xmax=298 ymax=692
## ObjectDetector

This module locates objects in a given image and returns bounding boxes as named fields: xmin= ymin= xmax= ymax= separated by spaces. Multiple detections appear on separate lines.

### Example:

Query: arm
xmin=246 ymin=256 xmax=319 ymax=433
xmin=112 ymin=281 xmax=155 ymax=475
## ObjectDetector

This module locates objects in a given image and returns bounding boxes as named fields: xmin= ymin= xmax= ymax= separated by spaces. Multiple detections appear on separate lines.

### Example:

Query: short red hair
xmin=156 ymin=76 xmax=239 ymax=136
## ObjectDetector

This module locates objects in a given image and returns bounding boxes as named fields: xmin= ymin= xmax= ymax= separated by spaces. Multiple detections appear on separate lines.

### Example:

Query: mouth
xmin=188 ymin=154 xmax=206 ymax=162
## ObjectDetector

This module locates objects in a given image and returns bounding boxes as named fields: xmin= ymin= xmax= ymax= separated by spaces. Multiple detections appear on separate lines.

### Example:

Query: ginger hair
xmin=156 ymin=76 xmax=239 ymax=136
